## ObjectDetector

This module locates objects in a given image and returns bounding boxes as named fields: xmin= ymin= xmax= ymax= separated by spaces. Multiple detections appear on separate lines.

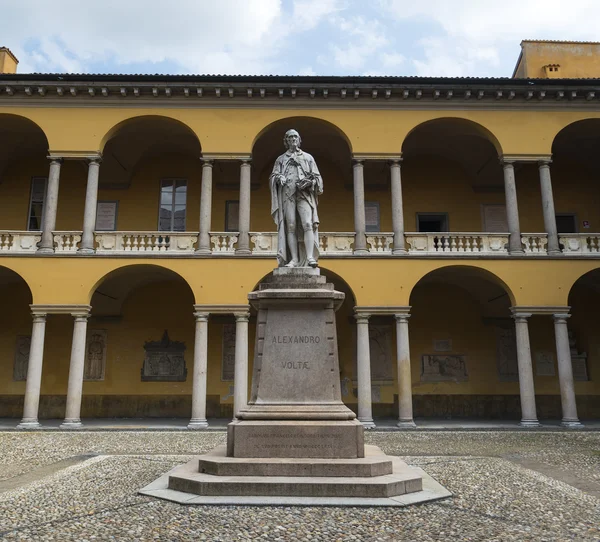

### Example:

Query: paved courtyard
xmin=0 ymin=430 xmax=599 ymax=541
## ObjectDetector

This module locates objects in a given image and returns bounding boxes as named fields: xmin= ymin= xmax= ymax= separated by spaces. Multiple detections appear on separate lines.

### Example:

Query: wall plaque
xmin=421 ymin=354 xmax=468 ymax=382
xmin=369 ymin=324 xmax=393 ymax=382
xmin=222 ymin=323 xmax=236 ymax=381
xmin=13 ymin=335 xmax=31 ymax=381
xmin=84 ymin=330 xmax=107 ymax=381
xmin=535 ymin=351 xmax=555 ymax=376
xmin=569 ymin=330 xmax=589 ymax=381
xmin=96 ymin=201 xmax=118 ymax=231
xmin=495 ymin=326 xmax=519 ymax=382
xmin=141 ymin=330 xmax=187 ymax=382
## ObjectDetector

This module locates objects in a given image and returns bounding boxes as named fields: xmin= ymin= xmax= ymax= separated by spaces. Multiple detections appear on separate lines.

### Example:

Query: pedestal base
xmin=227 ymin=420 xmax=365 ymax=458
xmin=139 ymin=445 xmax=451 ymax=507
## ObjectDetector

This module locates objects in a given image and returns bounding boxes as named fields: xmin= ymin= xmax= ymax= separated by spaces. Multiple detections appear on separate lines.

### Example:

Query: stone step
xmin=198 ymin=446 xmax=393 ymax=477
xmin=168 ymin=470 xmax=422 ymax=498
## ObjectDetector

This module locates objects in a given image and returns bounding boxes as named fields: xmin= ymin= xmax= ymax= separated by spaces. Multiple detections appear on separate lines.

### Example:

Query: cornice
xmin=48 ymin=151 xmax=102 ymax=160
xmin=1 ymin=79 xmax=599 ymax=109
xmin=30 ymin=304 xmax=92 ymax=315
xmin=510 ymin=305 xmax=570 ymax=315
xmin=201 ymin=153 xmax=251 ymax=161
xmin=355 ymin=306 xmax=411 ymax=315
xmin=193 ymin=304 xmax=250 ymax=314
xmin=500 ymin=154 xmax=553 ymax=163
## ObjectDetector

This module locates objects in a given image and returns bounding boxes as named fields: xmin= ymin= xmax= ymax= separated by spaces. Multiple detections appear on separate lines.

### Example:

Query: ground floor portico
xmin=1 ymin=257 xmax=599 ymax=428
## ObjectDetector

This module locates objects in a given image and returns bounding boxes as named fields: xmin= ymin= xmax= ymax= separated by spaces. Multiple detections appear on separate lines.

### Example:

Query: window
xmin=225 ymin=200 xmax=239 ymax=232
xmin=159 ymin=179 xmax=187 ymax=232
xmin=556 ymin=213 xmax=577 ymax=233
xmin=365 ymin=202 xmax=380 ymax=233
xmin=416 ymin=213 xmax=448 ymax=232
xmin=27 ymin=177 xmax=47 ymax=231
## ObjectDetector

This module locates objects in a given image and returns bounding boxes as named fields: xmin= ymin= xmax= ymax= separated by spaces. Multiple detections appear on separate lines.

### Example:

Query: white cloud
xmin=327 ymin=16 xmax=389 ymax=71
xmin=381 ymin=0 xmax=600 ymax=76
xmin=292 ymin=0 xmax=345 ymax=31
xmin=0 ymin=0 xmax=285 ymax=74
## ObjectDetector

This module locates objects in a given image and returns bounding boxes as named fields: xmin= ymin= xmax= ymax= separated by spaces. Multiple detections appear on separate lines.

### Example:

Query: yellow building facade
xmin=1 ymin=42 xmax=600 ymax=428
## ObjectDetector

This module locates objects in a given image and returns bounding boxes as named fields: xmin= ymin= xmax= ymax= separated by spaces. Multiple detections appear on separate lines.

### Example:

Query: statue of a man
xmin=270 ymin=129 xmax=323 ymax=268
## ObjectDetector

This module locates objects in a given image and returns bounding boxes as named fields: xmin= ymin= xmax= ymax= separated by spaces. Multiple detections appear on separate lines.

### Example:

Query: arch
xmin=409 ymin=265 xmax=516 ymax=307
xmin=251 ymin=116 xmax=353 ymax=154
xmin=0 ymin=113 xmax=50 ymax=180
xmin=402 ymin=117 xmax=503 ymax=156
xmin=0 ymin=265 xmax=33 ymax=301
xmin=99 ymin=114 xmax=202 ymax=153
xmin=551 ymin=118 xmax=600 ymax=153
xmin=566 ymin=267 xmax=600 ymax=303
xmin=88 ymin=263 xmax=196 ymax=306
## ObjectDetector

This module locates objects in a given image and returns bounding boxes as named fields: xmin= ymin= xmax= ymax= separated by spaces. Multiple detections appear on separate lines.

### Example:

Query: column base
xmin=353 ymin=249 xmax=369 ymax=256
xmin=77 ymin=248 xmax=95 ymax=255
xmin=36 ymin=247 xmax=55 ymax=254
xmin=195 ymin=248 xmax=212 ymax=255
xmin=17 ymin=420 xmax=41 ymax=429
xmin=60 ymin=420 xmax=83 ymax=430
xmin=397 ymin=420 xmax=417 ymax=429
xmin=561 ymin=419 xmax=584 ymax=428
xmin=359 ymin=418 xmax=376 ymax=429
xmin=519 ymin=419 xmax=541 ymax=428
xmin=392 ymin=248 xmax=408 ymax=256
xmin=235 ymin=248 xmax=251 ymax=255
xmin=187 ymin=419 xmax=209 ymax=430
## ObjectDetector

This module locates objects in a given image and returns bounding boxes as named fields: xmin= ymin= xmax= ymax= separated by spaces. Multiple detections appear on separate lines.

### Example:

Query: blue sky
xmin=2 ymin=0 xmax=599 ymax=77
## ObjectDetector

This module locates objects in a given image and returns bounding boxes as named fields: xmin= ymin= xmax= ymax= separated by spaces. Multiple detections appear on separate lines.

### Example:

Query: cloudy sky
xmin=2 ymin=0 xmax=599 ymax=77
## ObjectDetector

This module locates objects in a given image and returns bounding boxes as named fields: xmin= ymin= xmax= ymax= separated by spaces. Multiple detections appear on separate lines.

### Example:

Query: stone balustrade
xmin=405 ymin=233 xmax=510 ymax=255
xmin=95 ymin=232 xmax=198 ymax=254
xmin=0 ymin=230 xmax=599 ymax=257
xmin=559 ymin=233 xmax=600 ymax=254
xmin=521 ymin=234 xmax=548 ymax=255
xmin=54 ymin=231 xmax=82 ymax=253
xmin=0 ymin=231 xmax=41 ymax=253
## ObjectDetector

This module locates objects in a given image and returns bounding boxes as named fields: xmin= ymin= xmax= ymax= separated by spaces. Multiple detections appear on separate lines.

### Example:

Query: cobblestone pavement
xmin=0 ymin=431 xmax=599 ymax=541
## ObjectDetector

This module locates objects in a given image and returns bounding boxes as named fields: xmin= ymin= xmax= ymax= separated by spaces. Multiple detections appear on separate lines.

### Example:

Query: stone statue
xmin=270 ymin=129 xmax=323 ymax=268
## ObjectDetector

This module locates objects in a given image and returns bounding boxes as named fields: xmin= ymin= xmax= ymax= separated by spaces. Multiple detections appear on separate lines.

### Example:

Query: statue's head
xmin=283 ymin=129 xmax=301 ymax=150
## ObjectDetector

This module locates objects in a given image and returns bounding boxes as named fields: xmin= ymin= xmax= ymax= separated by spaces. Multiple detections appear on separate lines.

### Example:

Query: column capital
xmin=394 ymin=313 xmax=411 ymax=323
xmin=194 ymin=311 xmax=210 ymax=322
xmin=200 ymin=158 xmax=214 ymax=167
xmin=354 ymin=312 xmax=371 ymax=323
xmin=31 ymin=313 xmax=47 ymax=323
xmin=352 ymin=158 xmax=365 ymax=166
xmin=87 ymin=155 xmax=102 ymax=165
xmin=234 ymin=311 xmax=250 ymax=322
xmin=553 ymin=313 xmax=571 ymax=323
xmin=500 ymin=153 xmax=552 ymax=164
xmin=240 ymin=158 xmax=252 ymax=166
xmin=538 ymin=159 xmax=552 ymax=167
xmin=511 ymin=312 xmax=532 ymax=323
xmin=72 ymin=312 xmax=91 ymax=321
xmin=389 ymin=157 xmax=403 ymax=166
xmin=46 ymin=156 xmax=63 ymax=165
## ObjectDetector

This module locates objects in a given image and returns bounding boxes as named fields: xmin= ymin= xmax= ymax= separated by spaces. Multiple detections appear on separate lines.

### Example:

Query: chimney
xmin=0 ymin=47 xmax=18 ymax=74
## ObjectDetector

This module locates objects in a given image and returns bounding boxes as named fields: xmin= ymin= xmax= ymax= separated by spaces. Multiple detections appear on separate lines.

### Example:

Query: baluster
xmin=1 ymin=234 xmax=8 ymax=251
xmin=443 ymin=237 xmax=450 ymax=252
xmin=591 ymin=237 xmax=599 ymax=253
xmin=55 ymin=235 xmax=64 ymax=252
xmin=319 ymin=236 xmax=325 ymax=252
xmin=464 ymin=236 xmax=471 ymax=252
xmin=457 ymin=237 xmax=464 ymax=252
xmin=64 ymin=235 xmax=72 ymax=251
xmin=132 ymin=236 xmax=140 ymax=251
xmin=472 ymin=236 xmax=480 ymax=253
xmin=139 ymin=235 xmax=147 ymax=252
xmin=124 ymin=235 xmax=131 ymax=251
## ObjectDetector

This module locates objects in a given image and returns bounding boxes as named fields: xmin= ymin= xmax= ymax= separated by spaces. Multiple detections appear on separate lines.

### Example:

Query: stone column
xmin=512 ymin=312 xmax=540 ymax=427
xmin=38 ymin=158 xmax=62 ymax=254
xmin=196 ymin=159 xmax=213 ymax=255
xmin=79 ymin=157 xmax=101 ymax=254
xmin=17 ymin=313 xmax=47 ymax=429
xmin=60 ymin=311 xmax=90 ymax=429
xmin=189 ymin=312 xmax=209 ymax=429
xmin=233 ymin=311 xmax=250 ymax=418
xmin=236 ymin=159 xmax=252 ymax=255
xmin=355 ymin=313 xmax=375 ymax=428
xmin=538 ymin=161 xmax=560 ymax=255
xmin=352 ymin=159 xmax=368 ymax=255
xmin=390 ymin=159 xmax=407 ymax=255
xmin=553 ymin=313 xmax=583 ymax=427
xmin=502 ymin=161 xmax=524 ymax=255
xmin=395 ymin=313 xmax=415 ymax=428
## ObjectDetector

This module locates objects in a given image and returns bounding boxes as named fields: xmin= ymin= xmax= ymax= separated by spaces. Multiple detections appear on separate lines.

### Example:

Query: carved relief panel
xmin=84 ymin=330 xmax=107 ymax=381
xmin=13 ymin=335 xmax=31 ymax=381
xmin=141 ymin=330 xmax=187 ymax=382
xmin=421 ymin=354 xmax=468 ymax=382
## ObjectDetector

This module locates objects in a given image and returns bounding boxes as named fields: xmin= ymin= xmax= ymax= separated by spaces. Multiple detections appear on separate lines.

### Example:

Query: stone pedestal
xmin=141 ymin=268 xmax=443 ymax=506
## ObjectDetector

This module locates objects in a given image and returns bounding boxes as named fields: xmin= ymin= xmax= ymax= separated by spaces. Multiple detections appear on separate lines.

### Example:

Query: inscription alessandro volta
xmin=272 ymin=335 xmax=321 ymax=344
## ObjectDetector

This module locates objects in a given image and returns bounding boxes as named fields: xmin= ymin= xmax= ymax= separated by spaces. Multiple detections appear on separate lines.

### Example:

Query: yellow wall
xmin=515 ymin=41 xmax=600 ymax=79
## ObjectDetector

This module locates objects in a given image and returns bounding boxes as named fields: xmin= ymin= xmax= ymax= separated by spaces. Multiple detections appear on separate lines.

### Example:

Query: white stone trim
xmin=193 ymin=304 xmax=250 ymax=314
xmin=355 ymin=306 xmax=411 ymax=316
xmin=510 ymin=305 xmax=570 ymax=316
xmin=30 ymin=304 xmax=91 ymax=316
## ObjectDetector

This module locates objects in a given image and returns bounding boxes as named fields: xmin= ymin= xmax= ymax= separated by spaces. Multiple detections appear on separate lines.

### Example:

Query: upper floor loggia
xmin=1 ymin=111 xmax=600 ymax=259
